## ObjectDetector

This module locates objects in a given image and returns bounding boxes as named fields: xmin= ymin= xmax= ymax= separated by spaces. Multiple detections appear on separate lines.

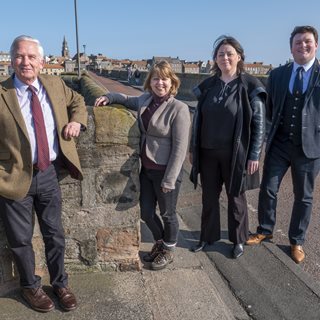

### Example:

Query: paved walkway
xmin=2 ymin=165 xmax=320 ymax=319
xmin=0 ymin=214 xmax=242 ymax=320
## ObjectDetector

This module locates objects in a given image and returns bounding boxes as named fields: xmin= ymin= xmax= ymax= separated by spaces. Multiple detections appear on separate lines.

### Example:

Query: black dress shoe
xmin=233 ymin=243 xmax=244 ymax=258
xmin=191 ymin=241 xmax=208 ymax=252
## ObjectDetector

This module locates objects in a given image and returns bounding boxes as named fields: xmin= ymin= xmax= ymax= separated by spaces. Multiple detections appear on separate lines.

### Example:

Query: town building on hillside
xmin=89 ymin=53 xmax=110 ymax=71
xmin=110 ymin=59 xmax=128 ymax=70
xmin=131 ymin=60 xmax=148 ymax=71
xmin=201 ymin=60 xmax=272 ymax=75
xmin=100 ymin=59 xmax=112 ymax=70
xmin=89 ymin=53 xmax=106 ymax=64
xmin=244 ymin=62 xmax=272 ymax=75
xmin=64 ymin=60 xmax=77 ymax=73
xmin=182 ymin=62 xmax=200 ymax=73
xmin=71 ymin=52 xmax=90 ymax=71
xmin=148 ymin=56 xmax=183 ymax=73
xmin=46 ymin=55 xmax=68 ymax=65
xmin=0 ymin=51 xmax=10 ymax=62
xmin=41 ymin=63 xmax=65 ymax=75
xmin=0 ymin=61 xmax=10 ymax=76
xmin=72 ymin=52 xmax=90 ymax=65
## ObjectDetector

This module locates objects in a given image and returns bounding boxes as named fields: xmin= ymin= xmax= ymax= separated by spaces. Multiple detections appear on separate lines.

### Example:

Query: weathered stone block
xmin=96 ymin=227 xmax=140 ymax=261
xmin=79 ymin=238 xmax=98 ymax=266
xmin=94 ymin=106 xmax=140 ymax=147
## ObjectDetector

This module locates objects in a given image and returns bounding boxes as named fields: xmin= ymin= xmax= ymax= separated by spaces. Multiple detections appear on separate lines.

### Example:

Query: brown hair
xmin=290 ymin=25 xmax=318 ymax=48
xmin=144 ymin=60 xmax=181 ymax=96
xmin=211 ymin=35 xmax=245 ymax=76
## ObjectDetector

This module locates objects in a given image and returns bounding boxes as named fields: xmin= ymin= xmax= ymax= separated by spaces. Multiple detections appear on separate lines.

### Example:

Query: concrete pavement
xmin=1 ymin=165 xmax=320 ymax=319
xmin=0 ymin=210 xmax=246 ymax=320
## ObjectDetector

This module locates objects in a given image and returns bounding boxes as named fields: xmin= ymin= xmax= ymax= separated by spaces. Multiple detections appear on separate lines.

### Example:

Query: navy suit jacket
xmin=266 ymin=59 xmax=320 ymax=158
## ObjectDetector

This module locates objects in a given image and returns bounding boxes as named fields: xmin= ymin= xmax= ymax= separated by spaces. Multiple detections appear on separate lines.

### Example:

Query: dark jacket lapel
xmin=304 ymin=59 xmax=320 ymax=104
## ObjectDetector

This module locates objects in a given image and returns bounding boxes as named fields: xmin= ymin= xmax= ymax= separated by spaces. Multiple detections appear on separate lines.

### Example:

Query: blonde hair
xmin=144 ymin=60 xmax=180 ymax=96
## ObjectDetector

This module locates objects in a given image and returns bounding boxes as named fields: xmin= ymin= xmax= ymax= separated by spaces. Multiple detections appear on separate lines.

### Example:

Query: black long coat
xmin=190 ymin=73 xmax=267 ymax=196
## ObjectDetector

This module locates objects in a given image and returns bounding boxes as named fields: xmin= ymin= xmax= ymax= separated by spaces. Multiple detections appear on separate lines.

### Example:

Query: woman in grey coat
xmin=95 ymin=61 xmax=190 ymax=270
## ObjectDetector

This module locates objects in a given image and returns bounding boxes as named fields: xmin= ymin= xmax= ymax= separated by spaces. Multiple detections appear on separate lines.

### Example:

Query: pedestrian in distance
xmin=127 ymin=64 xmax=133 ymax=82
xmin=134 ymin=68 xmax=141 ymax=85
xmin=189 ymin=35 xmax=266 ymax=258
xmin=0 ymin=35 xmax=88 ymax=312
xmin=94 ymin=60 xmax=191 ymax=270
xmin=246 ymin=25 xmax=320 ymax=264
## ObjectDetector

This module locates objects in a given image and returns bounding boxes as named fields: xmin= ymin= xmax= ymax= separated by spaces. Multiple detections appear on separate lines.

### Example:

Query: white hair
xmin=10 ymin=35 xmax=44 ymax=59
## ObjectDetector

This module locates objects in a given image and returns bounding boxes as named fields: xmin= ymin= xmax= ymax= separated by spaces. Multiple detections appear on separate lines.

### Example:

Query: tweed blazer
xmin=0 ymin=74 xmax=88 ymax=200
xmin=106 ymin=92 xmax=191 ymax=189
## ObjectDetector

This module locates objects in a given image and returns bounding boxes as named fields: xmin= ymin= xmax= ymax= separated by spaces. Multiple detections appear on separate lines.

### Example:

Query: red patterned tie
xmin=28 ymin=86 xmax=50 ymax=171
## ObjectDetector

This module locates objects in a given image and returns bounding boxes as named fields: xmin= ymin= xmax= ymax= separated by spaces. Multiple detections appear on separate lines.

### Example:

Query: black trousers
xmin=0 ymin=164 xmax=68 ymax=289
xmin=139 ymin=167 xmax=182 ymax=244
xmin=199 ymin=148 xmax=248 ymax=244
xmin=257 ymin=138 xmax=320 ymax=245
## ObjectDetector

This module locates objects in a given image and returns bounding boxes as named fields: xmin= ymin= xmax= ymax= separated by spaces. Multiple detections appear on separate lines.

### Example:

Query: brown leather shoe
xmin=246 ymin=233 xmax=273 ymax=245
xmin=54 ymin=287 xmax=77 ymax=311
xmin=291 ymin=245 xmax=305 ymax=264
xmin=21 ymin=287 xmax=54 ymax=312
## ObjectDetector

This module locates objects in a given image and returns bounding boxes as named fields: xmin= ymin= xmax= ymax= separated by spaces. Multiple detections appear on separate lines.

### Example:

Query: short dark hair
xmin=290 ymin=25 xmax=318 ymax=48
xmin=211 ymin=35 xmax=245 ymax=76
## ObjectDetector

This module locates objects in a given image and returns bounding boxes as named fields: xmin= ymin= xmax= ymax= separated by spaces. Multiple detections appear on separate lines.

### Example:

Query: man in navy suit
xmin=246 ymin=26 xmax=320 ymax=264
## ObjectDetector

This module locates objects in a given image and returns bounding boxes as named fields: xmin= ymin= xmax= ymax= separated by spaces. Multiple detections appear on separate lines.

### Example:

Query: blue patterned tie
xmin=292 ymin=66 xmax=304 ymax=97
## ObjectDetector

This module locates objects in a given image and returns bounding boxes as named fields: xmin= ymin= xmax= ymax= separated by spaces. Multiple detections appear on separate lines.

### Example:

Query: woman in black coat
xmin=189 ymin=35 xmax=266 ymax=258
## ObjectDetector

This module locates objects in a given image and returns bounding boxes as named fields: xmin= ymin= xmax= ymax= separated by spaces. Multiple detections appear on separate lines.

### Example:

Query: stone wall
xmin=0 ymin=74 xmax=141 ymax=293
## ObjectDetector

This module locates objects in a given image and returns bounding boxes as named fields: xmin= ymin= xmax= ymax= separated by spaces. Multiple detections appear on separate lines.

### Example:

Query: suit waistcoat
xmin=277 ymin=91 xmax=305 ymax=145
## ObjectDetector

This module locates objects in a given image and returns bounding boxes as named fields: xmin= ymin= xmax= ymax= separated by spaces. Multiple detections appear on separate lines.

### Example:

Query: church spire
xmin=62 ymin=36 xmax=70 ymax=58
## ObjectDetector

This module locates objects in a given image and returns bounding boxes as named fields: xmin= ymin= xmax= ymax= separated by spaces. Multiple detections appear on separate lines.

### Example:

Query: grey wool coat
xmin=106 ymin=92 xmax=191 ymax=189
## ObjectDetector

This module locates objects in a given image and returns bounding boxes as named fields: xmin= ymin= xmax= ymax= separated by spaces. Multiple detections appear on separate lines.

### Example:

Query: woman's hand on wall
xmin=94 ymin=95 xmax=109 ymax=106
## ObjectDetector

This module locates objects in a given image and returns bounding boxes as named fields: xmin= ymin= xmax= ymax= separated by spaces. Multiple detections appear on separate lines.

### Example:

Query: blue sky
xmin=1 ymin=0 xmax=320 ymax=67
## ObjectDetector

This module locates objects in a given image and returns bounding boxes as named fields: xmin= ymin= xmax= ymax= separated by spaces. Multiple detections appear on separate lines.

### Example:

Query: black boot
xmin=232 ymin=243 xmax=244 ymax=258
xmin=191 ymin=241 xmax=209 ymax=252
